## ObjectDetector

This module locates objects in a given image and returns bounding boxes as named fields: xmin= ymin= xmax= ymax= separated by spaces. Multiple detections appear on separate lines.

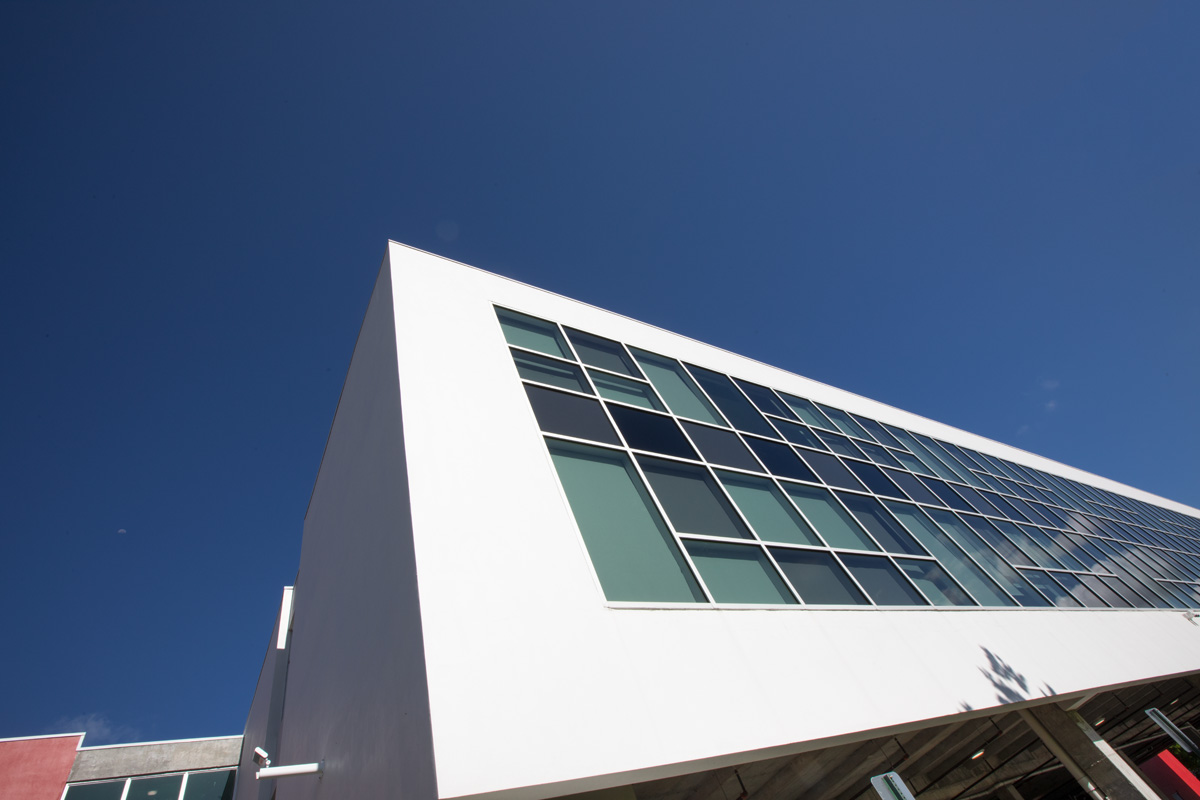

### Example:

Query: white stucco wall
xmin=384 ymin=243 xmax=1200 ymax=800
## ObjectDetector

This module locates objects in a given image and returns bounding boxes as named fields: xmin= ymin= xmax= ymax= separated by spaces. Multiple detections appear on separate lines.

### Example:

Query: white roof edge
xmin=0 ymin=732 xmax=85 ymax=743
xmin=78 ymin=734 xmax=242 ymax=751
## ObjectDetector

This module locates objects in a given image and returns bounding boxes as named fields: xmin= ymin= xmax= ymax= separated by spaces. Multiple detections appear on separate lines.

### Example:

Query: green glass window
xmin=639 ymin=457 xmax=752 ymax=539
xmin=588 ymin=370 xmax=665 ymax=411
xmin=549 ymin=441 xmax=704 ymax=602
xmin=896 ymin=559 xmax=975 ymax=606
xmin=496 ymin=307 xmax=570 ymax=358
xmin=927 ymin=509 xmax=1050 ymax=607
xmin=1021 ymin=570 xmax=1081 ymax=608
xmin=512 ymin=349 xmax=590 ymax=393
xmin=65 ymin=784 xmax=127 ymax=800
xmin=684 ymin=541 xmax=796 ymax=604
xmin=771 ymin=548 xmax=869 ymax=605
xmin=566 ymin=328 xmax=640 ymax=376
xmin=127 ymin=776 xmax=183 ymax=800
xmin=779 ymin=394 xmax=836 ymax=429
xmin=782 ymin=484 xmax=878 ymax=551
xmin=838 ymin=493 xmax=926 ymax=555
xmin=818 ymin=405 xmax=874 ymax=441
xmin=718 ymin=471 xmax=822 ymax=546
xmin=630 ymin=349 xmax=726 ymax=425
xmin=840 ymin=554 xmax=927 ymax=605
xmin=183 ymin=770 xmax=236 ymax=800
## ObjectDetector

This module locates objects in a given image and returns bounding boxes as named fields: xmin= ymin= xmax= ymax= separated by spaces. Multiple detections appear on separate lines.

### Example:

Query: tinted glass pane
xmin=779 ymin=394 xmax=836 ymax=429
xmin=549 ymin=441 xmax=704 ymax=602
xmin=839 ymin=493 xmax=926 ymax=555
xmin=589 ymin=370 xmax=665 ymax=411
xmin=1079 ymin=574 xmax=1131 ymax=608
xmin=887 ymin=470 xmax=942 ymax=505
xmin=564 ymin=328 xmax=638 ymax=375
xmin=128 ymin=775 xmax=183 ymax=800
xmin=953 ymin=485 xmax=1002 ymax=516
xmin=985 ymin=492 xmax=1030 ymax=523
xmin=799 ymin=450 xmax=866 ymax=491
xmin=840 ymin=554 xmax=927 ymax=605
xmin=512 ymin=349 xmax=590 ymax=393
xmin=995 ymin=521 xmax=1060 ymax=569
xmin=771 ymin=548 xmax=868 ymax=605
xmin=526 ymin=385 xmax=619 ymax=444
xmin=818 ymin=406 xmax=874 ymax=441
xmin=496 ymin=308 xmax=570 ymax=357
xmin=857 ymin=442 xmax=902 ymax=468
xmin=639 ymin=457 xmax=752 ymax=539
xmin=783 ymin=484 xmax=878 ymax=551
xmin=65 ymin=784 xmax=127 ymax=800
xmin=684 ymin=541 xmax=795 ymax=604
xmin=921 ymin=478 xmax=975 ymax=512
xmin=734 ymin=379 xmax=797 ymax=419
xmin=687 ymin=366 xmax=776 ymax=436
xmin=846 ymin=461 xmax=907 ymax=500
xmin=1052 ymin=572 xmax=1108 ymax=607
xmin=608 ymin=405 xmax=698 ymax=459
xmin=630 ymin=350 xmax=725 ymax=425
xmin=897 ymin=559 xmax=975 ymax=606
xmin=681 ymin=422 xmax=762 ymax=471
xmin=719 ymin=472 xmax=822 ymax=546
xmin=885 ymin=501 xmax=1016 ymax=607
xmin=183 ymin=771 xmax=236 ymax=800
xmin=771 ymin=418 xmax=827 ymax=449
xmin=853 ymin=416 xmax=905 ymax=448
xmin=893 ymin=449 xmax=934 ymax=476
xmin=818 ymin=431 xmax=863 ymax=458
xmin=1021 ymin=570 xmax=1081 ymax=608
xmin=927 ymin=509 xmax=1050 ymax=607
xmin=962 ymin=516 xmax=1035 ymax=567
xmin=745 ymin=437 xmax=819 ymax=482
xmin=1035 ymin=528 xmax=1087 ymax=570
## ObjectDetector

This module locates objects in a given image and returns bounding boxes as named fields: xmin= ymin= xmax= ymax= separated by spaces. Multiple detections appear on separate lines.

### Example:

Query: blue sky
xmin=2 ymin=2 xmax=1197 ymax=744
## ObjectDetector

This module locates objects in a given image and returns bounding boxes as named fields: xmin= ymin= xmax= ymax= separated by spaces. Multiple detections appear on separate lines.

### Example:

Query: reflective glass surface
xmin=526 ymin=385 xmax=620 ymax=445
xmin=772 ymin=548 xmax=868 ymax=605
xmin=685 ymin=540 xmax=796 ymax=604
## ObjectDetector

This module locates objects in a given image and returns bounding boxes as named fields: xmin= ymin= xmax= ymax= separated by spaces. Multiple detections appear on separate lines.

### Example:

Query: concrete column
xmin=1021 ymin=704 xmax=1164 ymax=800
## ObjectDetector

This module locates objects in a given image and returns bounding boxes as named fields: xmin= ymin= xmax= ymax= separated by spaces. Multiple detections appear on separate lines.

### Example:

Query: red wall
xmin=0 ymin=734 xmax=82 ymax=800
xmin=1140 ymin=749 xmax=1200 ymax=800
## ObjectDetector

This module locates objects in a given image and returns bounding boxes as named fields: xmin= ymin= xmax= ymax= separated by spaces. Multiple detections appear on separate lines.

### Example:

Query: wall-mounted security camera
xmin=253 ymin=747 xmax=271 ymax=768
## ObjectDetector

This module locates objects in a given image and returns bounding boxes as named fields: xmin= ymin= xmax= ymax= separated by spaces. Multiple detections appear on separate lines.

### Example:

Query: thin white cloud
xmin=1044 ymin=400 xmax=1057 ymax=412
xmin=1041 ymin=379 xmax=1060 ymax=391
xmin=49 ymin=713 xmax=138 ymax=745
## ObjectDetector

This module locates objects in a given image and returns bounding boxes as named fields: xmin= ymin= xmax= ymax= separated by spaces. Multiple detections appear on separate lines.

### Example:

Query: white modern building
xmin=233 ymin=242 xmax=1200 ymax=800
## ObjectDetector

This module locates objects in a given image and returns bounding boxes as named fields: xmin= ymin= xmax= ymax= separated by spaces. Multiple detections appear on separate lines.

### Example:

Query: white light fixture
xmin=257 ymin=761 xmax=324 ymax=780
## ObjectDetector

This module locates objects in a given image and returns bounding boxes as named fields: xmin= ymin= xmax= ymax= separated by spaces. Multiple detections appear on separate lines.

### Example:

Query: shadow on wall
xmin=960 ymin=647 xmax=1057 ymax=711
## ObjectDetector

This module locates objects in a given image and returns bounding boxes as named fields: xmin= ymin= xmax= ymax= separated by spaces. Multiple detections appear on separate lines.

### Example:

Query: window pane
xmin=921 ymin=478 xmax=975 ymax=513
xmin=1053 ymin=572 xmax=1108 ymax=607
xmin=526 ymin=385 xmax=620 ymax=445
xmin=608 ymin=405 xmax=698 ymax=459
xmin=893 ymin=449 xmax=934 ymax=476
xmin=681 ymin=422 xmax=762 ymax=471
xmin=745 ymin=437 xmax=819 ymax=482
xmin=818 ymin=406 xmax=874 ymax=441
xmin=854 ymin=416 xmax=905 ymax=448
xmin=797 ymin=450 xmax=866 ymax=491
xmin=630 ymin=350 xmax=725 ymax=425
xmin=839 ymin=493 xmax=926 ymax=555
xmin=639 ymin=457 xmax=753 ymax=540
xmin=840 ymin=554 xmax=928 ymax=605
xmin=687 ymin=366 xmax=776 ymax=436
xmin=817 ymin=432 xmax=864 ymax=459
xmin=845 ymin=461 xmax=907 ymax=499
xmin=65 ymin=784 xmax=127 ymax=800
xmin=1079 ymin=574 xmax=1131 ymax=608
xmin=183 ymin=770 xmax=236 ymax=800
xmin=684 ymin=541 xmax=796 ymax=604
xmin=127 ymin=775 xmax=183 ymax=800
xmin=897 ymin=559 xmax=975 ymax=606
xmin=718 ymin=471 xmax=822 ymax=546
xmin=565 ymin=328 xmax=639 ymax=376
xmin=857 ymin=442 xmax=902 ymax=468
xmin=549 ymin=441 xmax=704 ymax=602
xmin=999 ymin=521 xmax=1062 ymax=569
xmin=887 ymin=470 xmax=942 ymax=506
xmin=771 ymin=548 xmax=868 ymax=605
xmin=926 ymin=509 xmax=1050 ymax=607
xmin=512 ymin=349 xmax=590 ymax=393
xmin=778 ymin=394 xmax=837 ymax=429
xmin=962 ymin=515 xmax=1035 ymax=567
xmin=884 ymin=501 xmax=1016 ymax=607
xmin=589 ymin=370 xmax=665 ymax=411
xmin=496 ymin=307 xmax=570 ymax=357
xmin=783 ymin=484 xmax=879 ymax=551
xmin=771 ymin=418 xmax=827 ymax=450
xmin=734 ymin=379 xmax=798 ymax=419
xmin=1020 ymin=570 xmax=1081 ymax=608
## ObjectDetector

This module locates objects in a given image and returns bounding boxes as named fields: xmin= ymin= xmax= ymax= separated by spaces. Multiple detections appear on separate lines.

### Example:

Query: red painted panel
xmin=0 ymin=734 xmax=82 ymax=800
xmin=1140 ymin=749 xmax=1200 ymax=800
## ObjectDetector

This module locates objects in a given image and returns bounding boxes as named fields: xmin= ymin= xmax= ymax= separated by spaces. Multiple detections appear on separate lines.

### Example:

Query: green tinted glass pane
xmin=838 ymin=493 xmax=926 ymax=555
xmin=496 ymin=308 xmax=569 ymax=357
xmin=512 ymin=349 xmax=590 ymax=393
xmin=565 ymin=329 xmax=639 ymax=376
xmin=183 ymin=770 xmax=236 ymax=800
xmin=717 ymin=471 xmax=822 ymax=546
xmin=631 ymin=349 xmax=725 ymax=425
xmin=818 ymin=406 xmax=873 ymax=441
xmin=65 ymin=783 xmax=127 ymax=800
xmin=897 ymin=559 xmax=975 ymax=606
xmin=884 ymin=501 xmax=1016 ymax=607
xmin=779 ymin=394 xmax=836 ymax=429
xmin=128 ymin=775 xmax=183 ymax=800
xmin=782 ymin=484 xmax=878 ymax=551
xmin=684 ymin=541 xmax=795 ymax=604
xmin=588 ymin=370 xmax=665 ymax=411
xmin=893 ymin=449 xmax=934 ymax=476
xmin=840 ymin=554 xmax=927 ymax=605
xmin=549 ymin=441 xmax=704 ymax=602
xmin=639 ymin=457 xmax=752 ymax=539
xmin=770 ymin=548 xmax=869 ymax=605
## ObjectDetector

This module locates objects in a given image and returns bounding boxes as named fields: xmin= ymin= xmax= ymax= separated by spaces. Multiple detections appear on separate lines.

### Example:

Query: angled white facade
xmin=235 ymin=243 xmax=1200 ymax=800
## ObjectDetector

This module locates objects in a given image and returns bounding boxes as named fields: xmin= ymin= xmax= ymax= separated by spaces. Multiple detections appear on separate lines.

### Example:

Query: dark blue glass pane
xmin=744 ymin=437 xmax=818 ymax=482
xmin=734 ymin=379 xmax=798 ymax=420
xmin=838 ymin=493 xmax=926 ymax=555
xmin=852 ymin=415 xmax=905 ymax=449
xmin=687 ymin=366 xmax=776 ymax=437
xmin=608 ymin=405 xmax=697 ymax=459
xmin=886 ymin=470 xmax=942 ymax=506
xmin=856 ymin=442 xmax=902 ymax=468
xmin=920 ymin=478 xmax=974 ymax=512
xmin=817 ymin=432 xmax=864 ymax=459
xmin=771 ymin=418 xmax=826 ymax=450
xmin=525 ymin=385 xmax=619 ymax=445
xmin=845 ymin=461 xmax=907 ymax=500
xmin=799 ymin=450 xmax=866 ymax=491
xmin=681 ymin=422 xmax=762 ymax=471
